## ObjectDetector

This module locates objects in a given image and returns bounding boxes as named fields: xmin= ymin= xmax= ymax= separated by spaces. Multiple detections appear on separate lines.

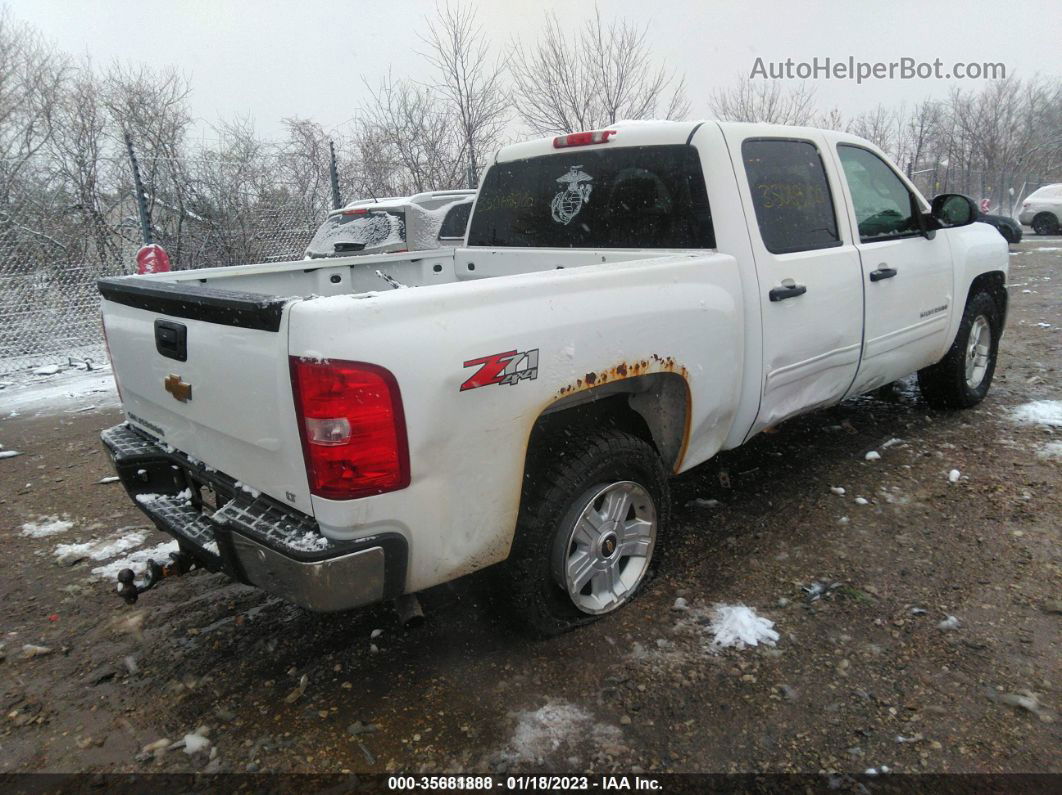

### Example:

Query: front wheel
xmin=1032 ymin=213 xmax=1059 ymax=236
xmin=504 ymin=429 xmax=669 ymax=636
xmin=917 ymin=290 xmax=1001 ymax=409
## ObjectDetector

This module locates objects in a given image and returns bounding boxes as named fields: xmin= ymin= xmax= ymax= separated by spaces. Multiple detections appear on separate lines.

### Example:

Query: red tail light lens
xmin=289 ymin=358 xmax=409 ymax=500
xmin=553 ymin=130 xmax=617 ymax=148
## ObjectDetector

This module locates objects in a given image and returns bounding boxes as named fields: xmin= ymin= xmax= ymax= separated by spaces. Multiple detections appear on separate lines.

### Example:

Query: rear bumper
xmin=100 ymin=422 xmax=407 ymax=612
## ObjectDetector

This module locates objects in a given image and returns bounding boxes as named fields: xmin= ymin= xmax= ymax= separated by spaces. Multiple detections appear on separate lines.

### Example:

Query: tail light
xmin=289 ymin=357 xmax=409 ymax=500
xmin=341 ymin=207 xmax=369 ymax=216
xmin=553 ymin=130 xmax=617 ymax=148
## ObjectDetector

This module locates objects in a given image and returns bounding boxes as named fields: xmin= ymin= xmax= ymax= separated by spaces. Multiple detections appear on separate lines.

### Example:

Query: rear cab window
xmin=741 ymin=138 xmax=841 ymax=254
xmin=467 ymin=145 xmax=714 ymax=249
xmin=305 ymin=209 xmax=406 ymax=258
xmin=438 ymin=201 xmax=472 ymax=240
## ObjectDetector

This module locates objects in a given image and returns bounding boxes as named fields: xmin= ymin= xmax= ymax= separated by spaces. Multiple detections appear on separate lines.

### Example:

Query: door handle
xmin=869 ymin=266 xmax=898 ymax=282
xmin=769 ymin=283 xmax=807 ymax=302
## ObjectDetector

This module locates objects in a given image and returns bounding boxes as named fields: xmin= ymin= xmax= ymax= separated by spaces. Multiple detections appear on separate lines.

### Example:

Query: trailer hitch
xmin=116 ymin=550 xmax=196 ymax=605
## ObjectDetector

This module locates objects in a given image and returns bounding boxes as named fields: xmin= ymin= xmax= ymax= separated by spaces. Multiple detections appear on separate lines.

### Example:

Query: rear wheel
xmin=917 ymin=290 xmax=1001 ymax=409
xmin=504 ymin=429 xmax=669 ymax=636
xmin=1032 ymin=213 xmax=1059 ymax=236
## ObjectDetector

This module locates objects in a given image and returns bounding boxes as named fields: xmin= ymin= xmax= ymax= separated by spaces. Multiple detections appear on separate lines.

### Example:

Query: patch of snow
xmin=502 ymin=701 xmax=621 ymax=764
xmin=54 ymin=531 xmax=147 ymax=564
xmin=1010 ymin=400 xmax=1062 ymax=427
xmin=203 ymin=541 xmax=219 ymax=555
xmin=135 ymin=490 xmax=190 ymax=505
xmin=948 ymin=469 xmax=961 ymax=483
xmin=182 ymin=733 xmax=211 ymax=755
xmin=96 ymin=476 xmax=120 ymax=484
xmin=0 ymin=450 xmax=22 ymax=459
xmin=938 ymin=615 xmax=961 ymax=631
xmin=685 ymin=498 xmax=721 ymax=509
xmin=854 ymin=497 xmax=869 ymax=505
xmin=233 ymin=481 xmax=261 ymax=498
xmin=881 ymin=437 xmax=903 ymax=449
xmin=21 ymin=516 xmax=74 ymax=538
xmin=1037 ymin=441 xmax=1062 ymax=460
xmin=282 ymin=531 xmax=330 ymax=552
xmin=0 ymin=366 xmax=117 ymax=415
xmin=707 ymin=604 xmax=779 ymax=650
xmin=91 ymin=541 xmax=180 ymax=580
xmin=830 ymin=486 xmax=846 ymax=495
xmin=865 ymin=451 xmax=881 ymax=461
xmin=33 ymin=365 xmax=61 ymax=375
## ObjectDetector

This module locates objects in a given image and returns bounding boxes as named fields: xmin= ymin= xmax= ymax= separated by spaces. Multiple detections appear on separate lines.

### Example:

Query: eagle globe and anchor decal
xmin=551 ymin=165 xmax=594 ymax=225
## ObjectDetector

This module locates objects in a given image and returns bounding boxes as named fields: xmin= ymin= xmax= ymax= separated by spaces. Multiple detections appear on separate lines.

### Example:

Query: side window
xmin=837 ymin=145 xmax=921 ymax=242
xmin=741 ymin=139 xmax=841 ymax=255
xmin=438 ymin=201 xmax=472 ymax=240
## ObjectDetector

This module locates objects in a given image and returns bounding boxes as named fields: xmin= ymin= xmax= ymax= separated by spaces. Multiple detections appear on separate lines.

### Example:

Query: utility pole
xmin=124 ymin=131 xmax=152 ymax=245
xmin=329 ymin=140 xmax=342 ymax=210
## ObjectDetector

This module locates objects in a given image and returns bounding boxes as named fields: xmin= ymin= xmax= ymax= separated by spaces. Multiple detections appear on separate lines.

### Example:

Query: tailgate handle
xmin=154 ymin=319 xmax=187 ymax=361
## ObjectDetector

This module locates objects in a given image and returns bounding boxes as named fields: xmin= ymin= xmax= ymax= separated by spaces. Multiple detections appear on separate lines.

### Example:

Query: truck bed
xmin=102 ymin=247 xmax=684 ymax=302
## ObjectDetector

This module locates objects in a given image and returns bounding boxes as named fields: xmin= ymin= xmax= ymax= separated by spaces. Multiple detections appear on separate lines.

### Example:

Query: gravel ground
xmin=0 ymin=239 xmax=1059 ymax=776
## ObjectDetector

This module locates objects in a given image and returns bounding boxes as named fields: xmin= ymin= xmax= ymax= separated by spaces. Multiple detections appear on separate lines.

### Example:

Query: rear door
xmin=100 ymin=280 xmax=313 ymax=515
xmin=727 ymin=132 xmax=865 ymax=434
xmin=830 ymin=143 xmax=954 ymax=394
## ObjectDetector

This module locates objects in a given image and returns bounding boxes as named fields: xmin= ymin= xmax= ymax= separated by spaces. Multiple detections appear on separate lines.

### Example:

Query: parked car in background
xmin=1018 ymin=184 xmax=1062 ymax=235
xmin=971 ymin=200 xmax=1023 ymax=244
xmin=304 ymin=190 xmax=475 ymax=258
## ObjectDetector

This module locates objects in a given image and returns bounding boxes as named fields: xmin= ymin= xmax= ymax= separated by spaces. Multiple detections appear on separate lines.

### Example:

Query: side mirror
xmin=931 ymin=194 xmax=978 ymax=228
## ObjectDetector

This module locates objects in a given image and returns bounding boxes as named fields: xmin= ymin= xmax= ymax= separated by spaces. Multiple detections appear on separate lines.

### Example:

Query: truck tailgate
xmin=99 ymin=278 xmax=312 ymax=515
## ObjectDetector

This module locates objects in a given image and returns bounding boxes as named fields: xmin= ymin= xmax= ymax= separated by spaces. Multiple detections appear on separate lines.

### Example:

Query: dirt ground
xmin=1 ymin=239 xmax=1059 ymax=777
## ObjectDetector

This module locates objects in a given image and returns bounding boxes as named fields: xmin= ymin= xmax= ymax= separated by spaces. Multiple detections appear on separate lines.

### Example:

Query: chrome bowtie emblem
xmin=164 ymin=374 xmax=192 ymax=402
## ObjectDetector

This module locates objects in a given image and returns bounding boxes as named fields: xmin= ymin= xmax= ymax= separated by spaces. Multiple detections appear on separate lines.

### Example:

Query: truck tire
xmin=917 ymin=290 xmax=1002 ymax=410
xmin=1031 ymin=213 xmax=1059 ymax=236
xmin=505 ymin=429 xmax=669 ymax=636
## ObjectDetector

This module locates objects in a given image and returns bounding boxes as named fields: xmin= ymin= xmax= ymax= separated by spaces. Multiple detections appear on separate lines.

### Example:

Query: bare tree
xmin=420 ymin=1 xmax=508 ymax=185
xmin=510 ymin=8 xmax=689 ymax=135
xmin=847 ymin=104 xmax=903 ymax=159
xmin=709 ymin=78 xmax=817 ymax=125
xmin=356 ymin=73 xmax=466 ymax=196
xmin=277 ymin=116 xmax=332 ymax=224
xmin=103 ymin=63 xmax=193 ymax=263
xmin=45 ymin=61 xmax=123 ymax=266
xmin=0 ymin=8 xmax=68 ymax=199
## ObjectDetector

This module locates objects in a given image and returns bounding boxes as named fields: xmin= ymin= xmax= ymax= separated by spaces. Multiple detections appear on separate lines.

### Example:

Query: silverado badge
xmin=164 ymin=374 xmax=192 ymax=402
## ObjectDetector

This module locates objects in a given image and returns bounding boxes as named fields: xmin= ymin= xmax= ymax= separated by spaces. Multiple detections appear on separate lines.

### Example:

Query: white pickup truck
xmin=98 ymin=121 xmax=1007 ymax=634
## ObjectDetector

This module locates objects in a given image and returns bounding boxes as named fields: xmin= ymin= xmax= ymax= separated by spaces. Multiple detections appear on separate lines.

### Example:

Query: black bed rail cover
xmin=98 ymin=276 xmax=288 ymax=332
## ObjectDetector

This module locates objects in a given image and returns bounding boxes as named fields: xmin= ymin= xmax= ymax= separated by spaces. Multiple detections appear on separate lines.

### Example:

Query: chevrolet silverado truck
xmin=98 ymin=121 xmax=1008 ymax=634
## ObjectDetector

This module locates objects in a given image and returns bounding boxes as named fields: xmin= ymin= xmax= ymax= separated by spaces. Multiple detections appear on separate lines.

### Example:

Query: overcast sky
xmin=9 ymin=0 xmax=1061 ymax=141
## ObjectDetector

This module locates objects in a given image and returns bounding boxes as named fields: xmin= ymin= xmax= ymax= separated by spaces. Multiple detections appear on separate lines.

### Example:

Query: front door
xmin=831 ymin=143 xmax=954 ymax=395
xmin=728 ymin=132 xmax=865 ymax=435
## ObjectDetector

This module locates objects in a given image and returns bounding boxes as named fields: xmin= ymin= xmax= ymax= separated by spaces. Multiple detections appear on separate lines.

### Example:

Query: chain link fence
xmin=0 ymin=202 xmax=317 ymax=376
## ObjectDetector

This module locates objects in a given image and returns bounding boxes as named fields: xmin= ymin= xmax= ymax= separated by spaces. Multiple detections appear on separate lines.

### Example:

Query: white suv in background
xmin=1018 ymin=184 xmax=1062 ymax=235
xmin=304 ymin=190 xmax=475 ymax=258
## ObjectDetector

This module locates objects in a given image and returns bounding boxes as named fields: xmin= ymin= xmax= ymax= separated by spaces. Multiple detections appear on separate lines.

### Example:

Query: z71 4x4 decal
xmin=461 ymin=349 xmax=540 ymax=392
